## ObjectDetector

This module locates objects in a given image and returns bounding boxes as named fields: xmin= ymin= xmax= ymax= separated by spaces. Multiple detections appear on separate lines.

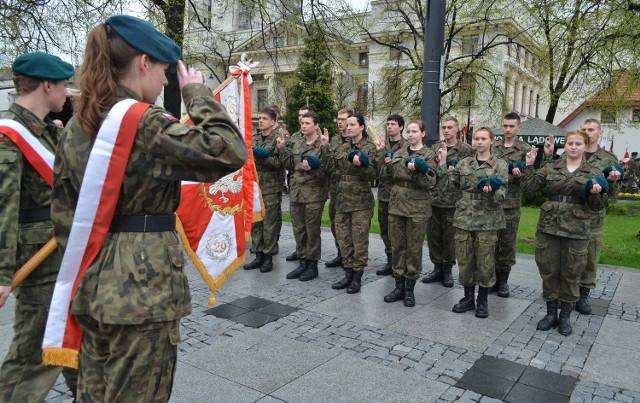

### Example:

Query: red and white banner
xmin=176 ymin=61 xmax=264 ymax=305
xmin=0 ymin=119 xmax=54 ymax=186
xmin=43 ymin=99 xmax=149 ymax=368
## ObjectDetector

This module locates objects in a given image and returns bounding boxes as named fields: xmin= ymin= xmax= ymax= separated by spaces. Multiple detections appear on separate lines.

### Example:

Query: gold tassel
xmin=42 ymin=348 xmax=79 ymax=369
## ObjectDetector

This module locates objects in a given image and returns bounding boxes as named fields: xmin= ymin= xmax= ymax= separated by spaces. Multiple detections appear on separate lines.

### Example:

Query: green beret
xmin=12 ymin=52 xmax=74 ymax=80
xmin=106 ymin=15 xmax=181 ymax=64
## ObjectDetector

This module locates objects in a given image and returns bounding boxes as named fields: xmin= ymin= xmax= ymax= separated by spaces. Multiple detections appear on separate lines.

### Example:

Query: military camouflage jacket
xmin=0 ymin=104 xmax=61 ymax=286
xmin=438 ymin=155 xmax=508 ymax=232
xmin=585 ymin=149 xmax=620 ymax=228
xmin=277 ymin=134 xmax=330 ymax=204
xmin=330 ymin=136 xmax=378 ymax=213
xmin=385 ymin=145 xmax=437 ymax=218
xmin=376 ymin=135 xmax=407 ymax=202
xmin=521 ymin=158 xmax=608 ymax=240
xmin=329 ymin=132 xmax=350 ymax=196
xmin=430 ymin=140 xmax=474 ymax=208
xmin=52 ymin=84 xmax=247 ymax=325
xmin=253 ymin=130 xmax=285 ymax=194
xmin=492 ymin=138 xmax=531 ymax=209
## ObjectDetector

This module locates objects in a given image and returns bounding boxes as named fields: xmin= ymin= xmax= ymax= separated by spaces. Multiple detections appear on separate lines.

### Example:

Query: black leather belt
xmin=463 ymin=192 xmax=484 ymax=200
xmin=109 ymin=215 xmax=176 ymax=232
xmin=18 ymin=207 xmax=51 ymax=223
xmin=341 ymin=175 xmax=364 ymax=182
xmin=397 ymin=181 xmax=419 ymax=189
xmin=549 ymin=195 xmax=584 ymax=205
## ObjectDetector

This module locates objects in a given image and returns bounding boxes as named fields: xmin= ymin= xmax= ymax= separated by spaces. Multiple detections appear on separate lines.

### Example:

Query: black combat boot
xmin=537 ymin=300 xmax=558 ymax=331
xmin=496 ymin=271 xmax=510 ymax=298
xmin=346 ymin=270 xmax=364 ymax=294
xmin=452 ymin=286 xmax=475 ymax=313
xmin=299 ymin=260 xmax=319 ymax=281
xmin=421 ymin=263 xmax=443 ymax=283
xmin=558 ymin=301 xmax=573 ymax=336
xmin=332 ymin=268 xmax=353 ymax=289
xmin=404 ymin=279 xmax=417 ymax=307
xmin=441 ymin=263 xmax=454 ymax=288
xmin=325 ymin=254 xmax=343 ymax=268
xmin=259 ymin=254 xmax=273 ymax=273
xmin=243 ymin=252 xmax=264 ymax=270
xmin=475 ymin=287 xmax=489 ymax=318
xmin=285 ymin=251 xmax=299 ymax=261
xmin=383 ymin=276 xmax=405 ymax=303
xmin=376 ymin=253 xmax=393 ymax=276
xmin=575 ymin=287 xmax=592 ymax=315
xmin=286 ymin=258 xmax=308 ymax=279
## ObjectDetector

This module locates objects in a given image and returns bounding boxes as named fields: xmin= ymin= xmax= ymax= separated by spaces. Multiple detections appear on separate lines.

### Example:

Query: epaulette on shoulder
xmin=417 ymin=148 xmax=427 ymax=155
xmin=489 ymin=160 xmax=496 ymax=167
xmin=582 ymin=164 xmax=591 ymax=172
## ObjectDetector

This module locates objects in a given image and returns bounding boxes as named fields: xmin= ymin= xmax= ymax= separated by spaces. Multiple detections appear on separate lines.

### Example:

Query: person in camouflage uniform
xmin=330 ymin=113 xmax=378 ymax=294
xmin=437 ymin=127 xmax=508 ymax=319
xmin=50 ymin=16 xmax=247 ymax=402
xmin=628 ymin=152 xmax=639 ymax=191
xmin=382 ymin=120 xmax=437 ymax=307
xmin=284 ymin=106 xmax=312 ymax=261
xmin=522 ymin=131 xmax=608 ymax=336
xmin=244 ymin=107 xmax=285 ymax=272
xmin=0 ymin=52 xmax=78 ymax=403
xmin=576 ymin=119 xmax=621 ymax=314
xmin=276 ymin=110 xmax=330 ymax=281
xmin=490 ymin=112 xmax=532 ymax=298
xmin=423 ymin=117 xmax=474 ymax=287
xmin=325 ymin=108 xmax=353 ymax=268
xmin=375 ymin=114 xmax=406 ymax=276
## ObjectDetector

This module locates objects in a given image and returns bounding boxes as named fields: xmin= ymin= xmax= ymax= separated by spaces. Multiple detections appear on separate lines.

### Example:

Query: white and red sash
xmin=42 ymin=99 xmax=149 ymax=368
xmin=0 ymin=119 xmax=54 ymax=186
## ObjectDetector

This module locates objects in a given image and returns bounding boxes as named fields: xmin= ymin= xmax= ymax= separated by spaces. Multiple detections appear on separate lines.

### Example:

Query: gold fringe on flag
xmin=42 ymin=347 xmax=79 ymax=369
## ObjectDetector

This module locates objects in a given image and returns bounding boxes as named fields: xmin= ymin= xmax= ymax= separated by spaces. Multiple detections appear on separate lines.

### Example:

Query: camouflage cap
xmin=12 ymin=52 xmax=74 ymax=80
xmin=106 ymin=15 xmax=181 ymax=64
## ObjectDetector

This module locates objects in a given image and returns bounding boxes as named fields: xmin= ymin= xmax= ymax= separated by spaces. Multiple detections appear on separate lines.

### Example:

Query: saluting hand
xmin=544 ymin=134 xmax=555 ymax=156
xmin=176 ymin=60 xmax=204 ymax=90
xmin=526 ymin=147 xmax=538 ymax=166
xmin=376 ymin=132 xmax=386 ymax=151
xmin=320 ymin=128 xmax=330 ymax=146
xmin=276 ymin=130 xmax=286 ymax=148
xmin=438 ymin=142 xmax=447 ymax=166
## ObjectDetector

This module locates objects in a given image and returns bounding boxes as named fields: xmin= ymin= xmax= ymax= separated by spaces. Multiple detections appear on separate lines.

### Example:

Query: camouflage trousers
xmin=581 ymin=223 xmax=604 ymax=289
xmin=335 ymin=208 xmax=373 ymax=271
xmin=76 ymin=315 xmax=180 ymax=403
xmin=328 ymin=193 xmax=340 ymax=253
xmin=0 ymin=282 xmax=78 ymax=403
xmin=290 ymin=201 xmax=324 ymax=260
xmin=495 ymin=207 xmax=521 ymax=273
xmin=378 ymin=200 xmax=392 ymax=254
xmin=535 ymin=231 xmax=587 ymax=303
xmin=251 ymin=192 xmax=282 ymax=255
xmin=455 ymin=228 xmax=498 ymax=288
xmin=426 ymin=206 xmax=456 ymax=265
xmin=389 ymin=214 xmax=428 ymax=280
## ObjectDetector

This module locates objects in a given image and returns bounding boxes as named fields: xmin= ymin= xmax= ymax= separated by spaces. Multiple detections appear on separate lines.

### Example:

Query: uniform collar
xmin=8 ymin=103 xmax=50 ymax=136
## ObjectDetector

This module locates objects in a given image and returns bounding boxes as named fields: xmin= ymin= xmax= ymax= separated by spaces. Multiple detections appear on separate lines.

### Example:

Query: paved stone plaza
xmin=1 ymin=197 xmax=639 ymax=402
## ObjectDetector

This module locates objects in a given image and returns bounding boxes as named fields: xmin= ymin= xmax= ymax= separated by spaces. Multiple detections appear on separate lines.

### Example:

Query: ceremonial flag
xmin=0 ymin=119 xmax=54 ymax=186
xmin=624 ymin=146 xmax=630 ymax=159
xmin=176 ymin=59 xmax=264 ymax=305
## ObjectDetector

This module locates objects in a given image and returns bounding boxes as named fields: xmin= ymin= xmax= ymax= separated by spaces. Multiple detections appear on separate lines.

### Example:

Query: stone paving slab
xmin=613 ymin=270 xmax=640 ymax=305
xmin=270 ymin=354 xmax=449 ymax=402
xmin=179 ymin=330 xmax=339 ymax=394
xmin=389 ymin=290 xmax=531 ymax=353
xmin=171 ymin=362 xmax=265 ymax=402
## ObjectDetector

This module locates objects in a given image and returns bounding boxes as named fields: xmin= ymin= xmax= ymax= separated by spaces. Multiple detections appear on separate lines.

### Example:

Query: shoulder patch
xmin=489 ymin=160 xmax=496 ymax=167
xmin=582 ymin=164 xmax=591 ymax=172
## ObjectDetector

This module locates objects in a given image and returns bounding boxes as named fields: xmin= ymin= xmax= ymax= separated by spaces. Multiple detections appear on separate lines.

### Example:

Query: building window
xmin=359 ymin=52 xmax=369 ymax=68
xmin=257 ymin=89 xmax=268 ymax=112
xmin=356 ymin=82 xmax=368 ymax=110
xmin=273 ymin=36 xmax=284 ymax=47
xmin=457 ymin=73 xmax=476 ymax=106
xmin=601 ymin=108 xmax=617 ymax=124
xmin=521 ymin=85 xmax=527 ymax=114
xmin=528 ymin=89 xmax=534 ymax=116
xmin=513 ymin=81 xmax=519 ymax=111
xmin=632 ymin=108 xmax=640 ymax=123
xmin=461 ymin=34 xmax=479 ymax=56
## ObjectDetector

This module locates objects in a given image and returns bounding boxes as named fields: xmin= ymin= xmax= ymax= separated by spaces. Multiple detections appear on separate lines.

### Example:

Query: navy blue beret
xmin=106 ymin=15 xmax=181 ymax=64
xmin=12 ymin=52 xmax=74 ymax=80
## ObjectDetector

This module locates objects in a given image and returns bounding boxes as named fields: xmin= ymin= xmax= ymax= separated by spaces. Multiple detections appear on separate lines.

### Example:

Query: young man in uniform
xmin=422 ymin=117 xmax=473 ymax=286
xmin=576 ymin=119 xmax=621 ymax=314
xmin=376 ymin=114 xmax=406 ymax=276
xmin=490 ymin=112 xmax=531 ymax=298
xmin=325 ymin=108 xmax=353 ymax=268
xmin=0 ymin=52 xmax=77 ymax=402
xmin=285 ymin=106 xmax=312 ymax=261
xmin=244 ymin=107 xmax=285 ymax=272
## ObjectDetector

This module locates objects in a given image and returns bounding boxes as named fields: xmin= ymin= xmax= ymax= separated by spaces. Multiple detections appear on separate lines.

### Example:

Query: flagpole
xmin=12 ymin=237 xmax=57 ymax=290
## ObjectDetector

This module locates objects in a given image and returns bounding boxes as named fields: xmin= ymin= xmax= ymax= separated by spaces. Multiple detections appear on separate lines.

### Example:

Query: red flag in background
xmin=176 ymin=59 xmax=264 ymax=305
xmin=624 ymin=146 xmax=630 ymax=159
